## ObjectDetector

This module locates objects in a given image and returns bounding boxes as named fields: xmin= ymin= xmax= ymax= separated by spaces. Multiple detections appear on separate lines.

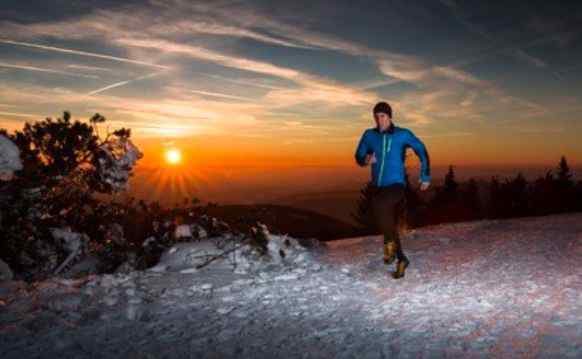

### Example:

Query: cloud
xmin=87 ymin=71 xmax=166 ymax=95
xmin=0 ymin=61 xmax=98 ymax=79
xmin=0 ymin=39 xmax=170 ymax=69
xmin=0 ymin=111 xmax=40 ymax=118
xmin=187 ymin=89 xmax=255 ymax=101
xmin=0 ymin=0 xmax=571 ymax=134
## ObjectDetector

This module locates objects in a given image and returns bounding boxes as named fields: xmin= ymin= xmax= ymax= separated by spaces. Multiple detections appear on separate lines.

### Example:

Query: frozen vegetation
xmin=0 ymin=135 xmax=22 ymax=180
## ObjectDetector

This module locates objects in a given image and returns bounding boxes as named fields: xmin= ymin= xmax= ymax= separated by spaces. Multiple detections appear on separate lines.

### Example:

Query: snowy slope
xmin=2 ymin=212 xmax=582 ymax=358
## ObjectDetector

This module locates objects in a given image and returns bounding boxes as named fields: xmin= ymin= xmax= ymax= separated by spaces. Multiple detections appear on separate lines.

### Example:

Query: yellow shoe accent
xmin=383 ymin=241 xmax=396 ymax=264
xmin=392 ymin=258 xmax=409 ymax=279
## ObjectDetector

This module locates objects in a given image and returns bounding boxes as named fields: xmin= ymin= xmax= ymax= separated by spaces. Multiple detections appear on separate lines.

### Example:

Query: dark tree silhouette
xmin=462 ymin=177 xmax=481 ymax=220
xmin=486 ymin=175 xmax=504 ymax=219
xmin=554 ymin=155 xmax=576 ymax=212
xmin=556 ymin=156 xmax=574 ymax=187
xmin=402 ymin=171 xmax=423 ymax=228
xmin=443 ymin=165 xmax=459 ymax=201
xmin=504 ymin=172 xmax=529 ymax=218
xmin=530 ymin=170 xmax=557 ymax=215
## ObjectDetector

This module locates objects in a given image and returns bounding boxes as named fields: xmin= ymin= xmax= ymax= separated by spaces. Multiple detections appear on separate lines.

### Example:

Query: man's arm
xmin=405 ymin=129 xmax=431 ymax=183
xmin=354 ymin=130 xmax=370 ymax=167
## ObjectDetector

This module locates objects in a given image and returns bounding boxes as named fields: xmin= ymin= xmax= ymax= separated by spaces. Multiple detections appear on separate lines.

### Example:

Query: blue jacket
xmin=354 ymin=123 xmax=431 ymax=187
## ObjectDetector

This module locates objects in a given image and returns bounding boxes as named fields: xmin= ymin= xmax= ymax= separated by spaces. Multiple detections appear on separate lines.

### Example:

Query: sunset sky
xmin=1 ymin=0 xmax=581 ymax=204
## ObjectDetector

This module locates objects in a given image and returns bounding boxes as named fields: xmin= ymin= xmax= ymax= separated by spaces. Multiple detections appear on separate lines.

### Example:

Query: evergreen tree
xmin=463 ymin=177 xmax=481 ymax=220
xmin=556 ymin=155 xmax=574 ymax=187
xmin=443 ymin=164 xmax=459 ymax=201
xmin=401 ymin=171 xmax=420 ymax=228
xmin=530 ymin=170 xmax=556 ymax=215
xmin=554 ymin=155 xmax=576 ymax=212
xmin=506 ymin=172 xmax=529 ymax=217
xmin=487 ymin=175 xmax=502 ymax=219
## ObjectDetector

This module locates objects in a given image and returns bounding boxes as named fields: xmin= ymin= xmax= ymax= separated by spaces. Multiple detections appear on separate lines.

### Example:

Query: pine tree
xmin=487 ymin=175 xmax=501 ymax=219
xmin=556 ymin=155 xmax=574 ymax=188
xmin=463 ymin=177 xmax=481 ymax=219
xmin=507 ymin=172 xmax=529 ymax=217
xmin=555 ymin=155 xmax=576 ymax=211
xmin=443 ymin=164 xmax=458 ymax=200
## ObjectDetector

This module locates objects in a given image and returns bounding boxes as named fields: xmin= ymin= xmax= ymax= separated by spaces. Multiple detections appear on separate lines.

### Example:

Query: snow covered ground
xmin=2 ymin=212 xmax=582 ymax=358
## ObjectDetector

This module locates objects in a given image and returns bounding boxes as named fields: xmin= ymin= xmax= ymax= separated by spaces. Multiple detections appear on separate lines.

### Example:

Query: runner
xmin=354 ymin=101 xmax=431 ymax=279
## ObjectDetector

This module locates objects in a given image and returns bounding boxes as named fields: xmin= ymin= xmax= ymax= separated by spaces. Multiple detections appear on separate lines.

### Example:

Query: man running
xmin=354 ymin=101 xmax=431 ymax=279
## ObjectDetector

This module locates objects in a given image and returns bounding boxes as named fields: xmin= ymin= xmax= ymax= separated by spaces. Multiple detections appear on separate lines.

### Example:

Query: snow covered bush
xmin=0 ymin=134 xmax=22 ymax=180
xmin=94 ymin=130 xmax=143 ymax=192
xmin=0 ymin=111 xmax=143 ymax=281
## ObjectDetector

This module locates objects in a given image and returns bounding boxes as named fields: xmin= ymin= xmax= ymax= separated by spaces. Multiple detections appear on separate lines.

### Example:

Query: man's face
xmin=374 ymin=112 xmax=391 ymax=130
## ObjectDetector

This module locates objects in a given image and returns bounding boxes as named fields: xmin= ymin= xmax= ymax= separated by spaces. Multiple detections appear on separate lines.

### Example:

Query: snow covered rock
xmin=0 ymin=258 xmax=14 ymax=281
xmin=157 ymin=223 xmax=317 ymax=275
xmin=0 ymin=134 xmax=22 ymax=180
xmin=158 ymin=240 xmax=229 ymax=271
xmin=175 ymin=224 xmax=193 ymax=239
xmin=50 ymin=228 xmax=88 ymax=275
xmin=61 ymin=256 xmax=101 ymax=278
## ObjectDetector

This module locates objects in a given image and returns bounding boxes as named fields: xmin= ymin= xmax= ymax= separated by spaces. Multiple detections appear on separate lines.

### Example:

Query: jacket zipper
xmin=377 ymin=134 xmax=392 ymax=186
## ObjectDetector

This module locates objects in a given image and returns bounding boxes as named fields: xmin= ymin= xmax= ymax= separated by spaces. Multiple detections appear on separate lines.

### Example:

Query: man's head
xmin=373 ymin=101 xmax=392 ymax=130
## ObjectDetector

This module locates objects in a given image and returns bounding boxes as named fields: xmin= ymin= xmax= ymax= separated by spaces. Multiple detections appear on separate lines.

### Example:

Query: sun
xmin=164 ymin=148 xmax=182 ymax=165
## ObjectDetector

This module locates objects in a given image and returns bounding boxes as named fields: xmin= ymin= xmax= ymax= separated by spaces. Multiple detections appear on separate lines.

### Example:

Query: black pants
xmin=371 ymin=183 xmax=407 ymax=261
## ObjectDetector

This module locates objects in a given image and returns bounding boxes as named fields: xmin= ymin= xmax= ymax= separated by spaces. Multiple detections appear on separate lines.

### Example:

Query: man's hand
xmin=419 ymin=181 xmax=430 ymax=191
xmin=365 ymin=153 xmax=377 ymax=165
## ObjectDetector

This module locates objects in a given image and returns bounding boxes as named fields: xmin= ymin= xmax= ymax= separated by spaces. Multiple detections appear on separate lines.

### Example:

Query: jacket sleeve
xmin=405 ymin=129 xmax=431 ymax=183
xmin=354 ymin=130 xmax=370 ymax=167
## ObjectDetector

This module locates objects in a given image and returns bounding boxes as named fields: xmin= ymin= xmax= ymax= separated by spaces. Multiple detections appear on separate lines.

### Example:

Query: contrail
xmin=0 ymin=39 xmax=170 ymax=70
xmin=87 ymin=72 xmax=164 ymax=96
xmin=189 ymin=89 xmax=254 ymax=101
xmin=0 ymin=61 xmax=99 ymax=79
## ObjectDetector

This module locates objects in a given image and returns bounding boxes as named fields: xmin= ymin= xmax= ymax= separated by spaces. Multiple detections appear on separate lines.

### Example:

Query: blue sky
xmin=0 ymin=0 xmax=581 ymax=167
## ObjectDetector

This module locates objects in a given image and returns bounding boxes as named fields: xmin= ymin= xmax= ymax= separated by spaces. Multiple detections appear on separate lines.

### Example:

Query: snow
xmin=96 ymin=137 xmax=143 ymax=191
xmin=0 ymin=135 xmax=22 ymax=180
xmin=2 ymin=212 xmax=582 ymax=358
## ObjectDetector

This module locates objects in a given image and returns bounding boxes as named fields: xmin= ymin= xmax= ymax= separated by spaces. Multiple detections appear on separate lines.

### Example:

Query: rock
xmin=126 ymin=304 xmax=142 ymax=320
xmin=103 ymin=295 xmax=118 ymax=306
xmin=217 ymin=306 xmax=235 ymax=315
xmin=0 ymin=259 xmax=13 ymax=281
xmin=63 ymin=256 xmax=101 ymax=278
xmin=149 ymin=265 xmax=167 ymax=273
xmin=0 ymin=280 xmax=26 ymax=299
xmin=100 ymin=275 xmax=114 ymax=288
xmin=274 ymin=273 xmax=299 ymax=281
xmin=179 ymin=268 xmax=198 ymax=274
xmin=128 ymin=298 xmax=142 ymax=305
xmin=46 ymin=293 xmax=82 ymax=312
xmin=158 ymin=241 xmax=226 ymax=271
xmin=175 ymin=224 xmax=193 ymax=239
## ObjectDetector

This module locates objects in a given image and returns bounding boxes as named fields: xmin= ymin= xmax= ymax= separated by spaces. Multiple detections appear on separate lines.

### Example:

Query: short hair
xmin=373 ymin=101 xmax=392 ymax=119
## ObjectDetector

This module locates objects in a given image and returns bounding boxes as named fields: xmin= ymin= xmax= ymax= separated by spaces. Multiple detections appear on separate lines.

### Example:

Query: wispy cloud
xmin=0 ymin=61 xmax=98 ymax=79
xmin=0 ymin=110 xmax=40 ymax=118
xmin=87 ymin=71 xmax=166 ymax=96
xmin=0 ymin=39 xmax=170 ymax=70
xmin=188 ymin=89 xmax=255 ymax=101
xmin=67 ymin=64 xmax=114 ymax=72
xmin=0 ymin=0 xmax=577 ymax=141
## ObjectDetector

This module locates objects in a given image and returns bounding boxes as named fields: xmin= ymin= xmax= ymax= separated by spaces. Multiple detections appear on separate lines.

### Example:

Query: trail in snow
xmin=2 ymin=212 xmax=582 ymax=358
